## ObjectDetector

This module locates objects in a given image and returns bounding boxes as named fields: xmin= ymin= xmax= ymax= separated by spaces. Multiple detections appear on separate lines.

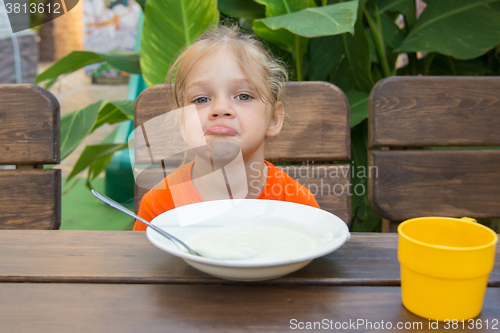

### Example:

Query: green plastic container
xmin=104 ymin=122 xmax=135 ymax=205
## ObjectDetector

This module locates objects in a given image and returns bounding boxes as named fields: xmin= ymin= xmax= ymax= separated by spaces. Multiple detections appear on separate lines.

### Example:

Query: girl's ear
xmin=265 ymin=101 xmax=284 ymax=137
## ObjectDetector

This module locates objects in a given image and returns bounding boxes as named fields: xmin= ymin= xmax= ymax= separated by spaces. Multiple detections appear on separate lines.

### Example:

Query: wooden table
xmin=0 ymin=231 xmax=498 ymax=332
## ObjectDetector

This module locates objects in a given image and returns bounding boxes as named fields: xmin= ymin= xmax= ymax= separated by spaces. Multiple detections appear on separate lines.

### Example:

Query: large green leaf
xmin=61 ymin=100 xmax=134 ymax=160
xmin=453 ymin=58 xmax=494 ymax=76
xmin=67 ymin=143 xmax=128 ymax=183
xmin=218 ymin=0 xmax=266 ymax=19
xmin=91 ymin=100 xmax=135 ymax=132
xmin=140 ymin=0 xmax=219 ymax=86
xmin=492 ymin=1 xmax=500 ymax=10
xmin=35 ymin=50 xmax=141 ymax=89
xmin=332 ymin=56 xmax=356 ymax=92
xmin=308 ymin=35 xmax=344 ymax=81
xmin=371 ymin=64 xmax=384 ymax=82
xmin=61 ymin=103 xmax=100 ymax=161
xmin=427 ymin=54 xmax=493 ymax=76
xmin=256 ymin=1 xmax=358 ymax=37
xmin=341 ymin=19 xmax=373 ymax=91
xmin=254 ymin=0 xmax=316 ymax=17
xmin=379 ymin=12 xmax=404 ymax=49
xmin=397 ymin=0 xmax=500 ymax=59
xmin=376 ymin=0 xmax=415 ymax=26
xmin=253 ymin=21 xmax=300 ymax=54
xmin=346 ymin=89 xmax=369 ymax=127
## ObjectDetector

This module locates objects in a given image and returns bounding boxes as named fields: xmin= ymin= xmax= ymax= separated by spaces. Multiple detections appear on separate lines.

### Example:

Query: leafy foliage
xmin=60 ymin=100 xmax=134 ymax=162
xmin=140 ymin=0 xmax=219 ymax=86
xmin=396 ymin=0 xmax=500 ymax=59
xmin=256 ymin=2 xmax=358 ymax=37
xmin=36 ymin=50 xmax=141 ymax=89
xmin=219 ymin=0 xmax=265 ymax=19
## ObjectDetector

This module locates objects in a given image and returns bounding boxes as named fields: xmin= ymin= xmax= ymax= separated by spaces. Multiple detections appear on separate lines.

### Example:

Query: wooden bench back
xmin=0 ymin=84 xmax=61 ymax=229
xmin=368 ymin=76 xmax=500 ymax=231
xmin=134 ymin=82 xmax=352 ymax=224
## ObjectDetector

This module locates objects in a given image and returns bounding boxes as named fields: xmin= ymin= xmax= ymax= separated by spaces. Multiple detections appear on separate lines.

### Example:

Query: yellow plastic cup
xmin=398 ymin=217 xmax=498 ymax=321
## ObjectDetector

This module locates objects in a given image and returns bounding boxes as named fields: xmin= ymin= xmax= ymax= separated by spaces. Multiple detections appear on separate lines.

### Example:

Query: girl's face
xmin=181 ymin=49 xmax=284 ymax=163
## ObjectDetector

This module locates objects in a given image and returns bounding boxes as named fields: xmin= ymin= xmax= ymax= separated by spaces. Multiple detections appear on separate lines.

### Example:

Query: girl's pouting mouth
xmin=205 ymin=126 xmax=237 ymax=136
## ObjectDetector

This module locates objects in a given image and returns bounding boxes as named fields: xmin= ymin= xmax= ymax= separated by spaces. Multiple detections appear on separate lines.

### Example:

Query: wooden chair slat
xmin=134 ymin=81 xmax=350 ymax=162
xmin=369 ymin=76 xmax=500 ymax=148
xmin=278 ymin=165 xmax=351 ymax=224
xmin=0 ymin=84 xmax=60 ymax=164
xmin=0 ymin=169 xmax=61 ymax=229
xmin=368 ymin=150 xmax=500 ymax=221
xmin=266 ymin=82 xmax=350 ymax=161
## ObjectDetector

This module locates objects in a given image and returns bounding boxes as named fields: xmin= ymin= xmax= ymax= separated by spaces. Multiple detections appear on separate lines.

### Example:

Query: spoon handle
xmin=91 ymin=190 xmax=200 ymax=256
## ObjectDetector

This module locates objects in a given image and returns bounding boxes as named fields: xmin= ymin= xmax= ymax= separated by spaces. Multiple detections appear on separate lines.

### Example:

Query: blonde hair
xmin=166 ymin=24 xmax=288 ymax=116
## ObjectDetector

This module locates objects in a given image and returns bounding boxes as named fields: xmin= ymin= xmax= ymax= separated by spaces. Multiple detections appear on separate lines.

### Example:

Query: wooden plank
xmin=369 ymin=150 xmax=500 ymax=221
xmin=369 ymin=76 xmax=500 ymax=147
xmin=1 ymin=284 xmax=499 ymax=333
xmin=266 ymin=82 xmax=350 ymax=161
xmin=278 ymin=164 xmax=351 ymax=224
xmin=381 ymin=218 xmax=390 ymax=233
xmin=0 ymin=170 xmax=61 ymax=229
xmin=1 ymin=231 xmax=499 ymax=286
xmin=134 ymin=82 xmax=350 ymax=162
xmin=0 ymin=232 xmax=400 ymax=285
xmin=0 ymin=84 xmax=60 ymax=164
xmin=388 ymin=220 xmax=400 ymax=233
xmin=134 ymin=164 xmax=351 ymax=225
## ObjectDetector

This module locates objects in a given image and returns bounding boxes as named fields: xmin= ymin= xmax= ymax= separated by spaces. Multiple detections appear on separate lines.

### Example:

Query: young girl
xmin=133 ymin=24 xmax=319 ymax=231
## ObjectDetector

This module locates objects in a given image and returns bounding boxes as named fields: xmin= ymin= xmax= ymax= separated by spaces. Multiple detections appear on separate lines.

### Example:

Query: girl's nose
xmin=210 ymin=99 xmax=235 ymax=119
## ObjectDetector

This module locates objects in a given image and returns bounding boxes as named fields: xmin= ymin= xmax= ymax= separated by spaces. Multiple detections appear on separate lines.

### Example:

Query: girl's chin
xmin=205 ymin=136 xmax=237 ymax=143
xmin=190 ymin=142 xmax=242 ymax=165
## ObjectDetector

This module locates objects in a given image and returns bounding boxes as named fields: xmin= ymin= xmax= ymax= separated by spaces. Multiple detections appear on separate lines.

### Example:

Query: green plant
xmin=35 ymin=0 xmax=500 ymax=231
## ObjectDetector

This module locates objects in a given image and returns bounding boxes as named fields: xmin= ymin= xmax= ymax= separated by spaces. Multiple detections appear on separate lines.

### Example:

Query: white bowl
xmin=146 ymin=199 xmax=350 ymax=281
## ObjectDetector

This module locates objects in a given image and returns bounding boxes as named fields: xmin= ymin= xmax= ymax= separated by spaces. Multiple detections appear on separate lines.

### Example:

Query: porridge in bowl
xmin=185 ymin=226 xmax=317 ymax=261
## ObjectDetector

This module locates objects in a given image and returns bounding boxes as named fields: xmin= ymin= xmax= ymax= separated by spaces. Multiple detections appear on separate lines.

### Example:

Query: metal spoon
xmin=91 ymin=190 xmax=200 ymax=256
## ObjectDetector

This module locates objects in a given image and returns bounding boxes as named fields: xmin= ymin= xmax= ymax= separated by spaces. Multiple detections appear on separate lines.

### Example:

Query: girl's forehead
xmin=184 ymin=51 xmax=257 ymax=91
xmin=189 ymin=49 xmax=240 ymax=75
xmin=186 ymin=77 xmax=253 ymax=91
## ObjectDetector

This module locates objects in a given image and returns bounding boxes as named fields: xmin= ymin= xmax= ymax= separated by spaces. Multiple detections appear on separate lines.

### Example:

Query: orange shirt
xmin=133 ymin=160 xmax=319 ymax=231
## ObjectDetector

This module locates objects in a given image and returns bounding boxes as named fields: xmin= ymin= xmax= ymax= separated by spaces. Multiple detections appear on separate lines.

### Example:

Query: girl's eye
xmin=193 ymin=97 xmax=210 ymax=104
xmin=236 ymin=94 xmax=252 ymax=101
